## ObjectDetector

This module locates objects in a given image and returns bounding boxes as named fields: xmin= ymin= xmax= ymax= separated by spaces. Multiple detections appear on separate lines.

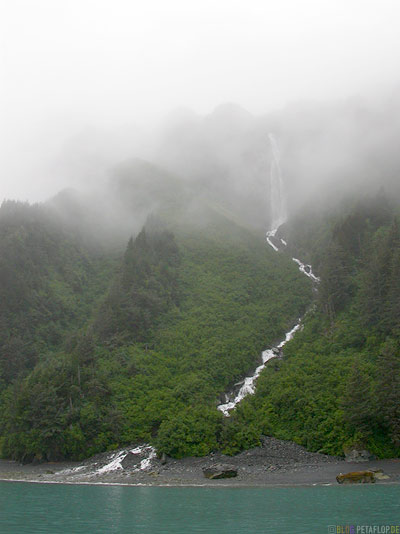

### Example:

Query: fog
xmin=1 ymin=0 xmax=400 ymax=225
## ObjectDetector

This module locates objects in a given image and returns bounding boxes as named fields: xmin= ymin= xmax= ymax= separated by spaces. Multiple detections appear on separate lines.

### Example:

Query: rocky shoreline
xmin=1 ymin=437 xmax=399 ymax=487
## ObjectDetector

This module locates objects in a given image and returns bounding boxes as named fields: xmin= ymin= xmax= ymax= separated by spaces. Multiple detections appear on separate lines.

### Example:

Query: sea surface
xmin=0 ymin=482 xmax=399 ymax=534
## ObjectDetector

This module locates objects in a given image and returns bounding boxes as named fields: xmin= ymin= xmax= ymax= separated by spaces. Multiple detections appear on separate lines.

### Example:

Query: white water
xmin=266 ymin=228 xmax=279 ymax=251
xmin=96 ymin=450 xmax=127 ymax=475
xmin=57 ymin=445 xmax=157 ymax=478
xmin=292 ymin=258 xmax=320 ymax=282
xmin=96 ymin=445 xmax=157 ymax=475
xmin=217 ymin=134 xmax=319 ymax=417
xmin=217 ymin=321 xmax=302 ymax=416
xmin=268 ymin=133 xmax=287 ymax=231
xmin=266 ymin=134 xmax=287 ymax=252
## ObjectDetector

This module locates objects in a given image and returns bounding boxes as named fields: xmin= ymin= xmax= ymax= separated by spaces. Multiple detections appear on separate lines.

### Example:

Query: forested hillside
xmin=0 ymin=200 xmax=115 ymax=384
xmin=233 ymin=192 xmax=400 ymax=458
xmin=1 ymin=165 xmax=399 ymax=465
xmin=0 ymin=198 xmax=312 ymax=462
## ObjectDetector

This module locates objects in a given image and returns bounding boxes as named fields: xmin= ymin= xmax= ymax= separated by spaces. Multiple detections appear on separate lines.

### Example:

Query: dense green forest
xmin=233 ymin=192 xmax=400 ymax=458
xmin=0 ymin=186 xmax=399 ymax=463
xmin=0 ymin=198 xmax=311 ymax=462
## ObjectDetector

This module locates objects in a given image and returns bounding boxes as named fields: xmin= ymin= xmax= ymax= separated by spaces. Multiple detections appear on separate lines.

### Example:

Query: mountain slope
xmin=0 ymin=200 xmax=114 ymax=384
xmin=0 ymin=199 xmax=313 ymax=462
xmin=231 ymin=193 xmax=400 ymax=458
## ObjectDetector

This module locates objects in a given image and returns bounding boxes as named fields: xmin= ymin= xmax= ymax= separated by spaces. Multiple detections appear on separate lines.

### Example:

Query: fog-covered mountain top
xmin=157 ymin=90 xmax=400 ymax=220
xmin=11 ymin=87 xmax=400 ymax=245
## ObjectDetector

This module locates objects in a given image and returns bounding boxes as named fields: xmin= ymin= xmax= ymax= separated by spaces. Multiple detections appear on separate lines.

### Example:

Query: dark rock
xmin=203 ymin=464 xmax=238 ymax=479
xmin=45 ymin=470 xmax=54 ymax=474
xmin=120 ymin=452 xmax=141 ymax=469
xmin=344 ymin=448 xmax=375 ymax=463
xmin=257 ymin=436 xmax=340 ymax=465
xmin=336 ymin=471 xmax=376 ymax=484
xmin=32 ymin=453 xmax=47 ymax=465
xmin=20 ymin=454 xmax=45 ymax=465
xmin=20 ymin=454 xmax=34 ymax=465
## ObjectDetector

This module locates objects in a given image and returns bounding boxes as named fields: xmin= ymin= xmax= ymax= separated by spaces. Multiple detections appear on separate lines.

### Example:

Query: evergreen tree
xmin=376 ymin=339 xmax=400 ymax=447
xmin=341 ymin=358 xmax=375 ymax=441
xmin=319 ymin=240 xmax=352 ymax=318
xmin=95 ymin=225 xmax=180 ymax=344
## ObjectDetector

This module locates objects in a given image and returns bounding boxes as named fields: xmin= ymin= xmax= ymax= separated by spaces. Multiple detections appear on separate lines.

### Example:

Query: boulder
xmin=120 ymin=452 xmax=142 ymax=469
xmin=336 ymin=471 xmax=376 ymax=484
xmin=344 ymin=448 xmax=375 ymax=463
xmin=370 ymin=468 xmax=390 ymax=480
xmin=203 ymin=463 xmax=238 ymax=479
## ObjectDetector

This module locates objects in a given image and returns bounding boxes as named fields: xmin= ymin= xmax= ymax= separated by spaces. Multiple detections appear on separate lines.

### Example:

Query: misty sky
xmin=1 ymin=0 xmax=400 ymax=202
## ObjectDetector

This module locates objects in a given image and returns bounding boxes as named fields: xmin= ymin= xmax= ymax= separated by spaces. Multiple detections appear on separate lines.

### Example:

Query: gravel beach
xmin=1 ymin=437 xmax=399 ymax=487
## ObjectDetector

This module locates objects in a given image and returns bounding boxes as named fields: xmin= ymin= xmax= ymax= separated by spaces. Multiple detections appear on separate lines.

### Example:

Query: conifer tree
xmin=342 ymin=358 xmax=375 ymax=441
xmin=376 ymin=339 xmax=400 ymax=447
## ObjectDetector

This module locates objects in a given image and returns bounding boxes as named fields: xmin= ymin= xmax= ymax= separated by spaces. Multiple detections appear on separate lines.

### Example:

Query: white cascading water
xmin=218 ymin=134 xmax=319 ymax=417
xmin=217 ymin=322 xmax=301 ymax=416
xmin=265 ymin=134 xmax=320 ymax=281
xmin=268 ymin=133 xmax=287 ymax=231
xmin=266 ymin=133 xmax=287 ymax=251
xmin=292 ymin=258 xmax=320 ymax=283
xmin=56 ymin=445 xmax=157 ymax=478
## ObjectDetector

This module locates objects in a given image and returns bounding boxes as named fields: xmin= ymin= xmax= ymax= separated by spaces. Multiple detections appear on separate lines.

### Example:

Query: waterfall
xmin=217 ymin=321 xmax=302 ymax=417
xmin=266 ymin=134 xmax=288 ymax=251
xmin=268 ymin=133 xmax=287 ymax=231
xmin=217 ymin=135 xmax=320 ymax=416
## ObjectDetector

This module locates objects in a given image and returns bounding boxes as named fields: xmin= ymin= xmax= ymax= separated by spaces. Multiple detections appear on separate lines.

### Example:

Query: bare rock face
xmin=202 ymin=464 xmax=238 ymax=479
xmin=336 ymin=471 xmax=376 ymax=484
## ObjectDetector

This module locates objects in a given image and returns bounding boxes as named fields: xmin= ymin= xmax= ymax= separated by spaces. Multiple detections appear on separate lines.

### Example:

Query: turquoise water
xmin=0 ymin=482 xmax=399 ymax=534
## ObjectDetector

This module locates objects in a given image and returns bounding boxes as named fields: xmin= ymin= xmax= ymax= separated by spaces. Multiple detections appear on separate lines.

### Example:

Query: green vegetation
xmin=232 ymin=193 xmax=400 ymax=458
xmin=0 ymin=200 xmax=114 ymax=384
xmin=1 ymin=189 xmax=399 ymax=463
xmin=0 ymin=200 xmax=312 ymax=462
